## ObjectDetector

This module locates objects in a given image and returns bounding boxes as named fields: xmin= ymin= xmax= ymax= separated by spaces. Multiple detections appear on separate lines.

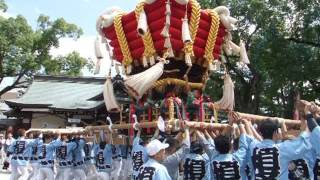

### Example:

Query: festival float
xmin=28 ymin=0 xmax=302 ymax=142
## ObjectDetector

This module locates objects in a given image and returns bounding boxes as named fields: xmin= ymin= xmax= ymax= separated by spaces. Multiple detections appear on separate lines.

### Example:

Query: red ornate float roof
xmin=97 ymin=0 xmax=229 ymax=73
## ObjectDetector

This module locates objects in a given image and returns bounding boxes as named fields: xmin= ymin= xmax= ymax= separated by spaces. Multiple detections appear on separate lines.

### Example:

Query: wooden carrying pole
xmin=26 ymin=113 xmax=302 ymax=134
xmin=26 ymin=128 xmax=85 ymax=135
xmin=27 ymin=121 xmax=228 ymax=134
xmin=237 ymin=112 xmax=301 ymax=128
xmin=85 ymin=121 xmax=229 ymax=132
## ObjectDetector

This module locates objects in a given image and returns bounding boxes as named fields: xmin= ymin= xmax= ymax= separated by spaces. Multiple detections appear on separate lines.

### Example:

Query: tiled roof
xmin=6 ymin=76 xmax=106 ymax=111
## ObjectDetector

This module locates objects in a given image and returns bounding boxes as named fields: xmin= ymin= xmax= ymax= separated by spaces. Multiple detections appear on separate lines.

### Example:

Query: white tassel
xmin=226 ymin=32 xmax=233 ymax=41
xmin=185 ymin=54 xmax=192 ymax=67
xmin=149 ymin=56 xmax=155 ymax=66
xmin=137 ymin=10 xmax=148 ymax=36
xmin=126 ymin=65 xmax=132 ymax=74
xmin=209 ymin=60 xmax=221 ymax=72
xmin=221 ymin=55 xmax=227 ymax=63
xmin=228 ymin=16 xmax=238 ymax=24
xmin=94 ymin=36 xmax=104 ymax=59
xmin=229 ymin=41 xmax=241 ymax=54
xmin=214 ymin=60 xmax=221 ymax=71
xmin=220 ymin=14 xmax=233 ymax=30
xmin=103 ymin=78 xmax=120 ymax=111
xmin=168 ymin=48 xmax=174 ymax=57
xmin=132 ymin=114 xmax=139 ymax=130
xmin=101 ymin=37 xmax=107 ymax=44
xmin=182 ymin=17 xmax=192 ymax=43
xmin=162 ymin=0 xmax=171 ymax=37
xmin=165 ymin=0 xmax=171 ymax=15
xmin=165 ymin=14 xmax=171 ymax=24
xmin=106 ymin=116 xmax=113 ymax=132
xmin=142 ymin=56 xmax=148 ymax=67
xmin=208 ymin=61 xmax=215 ymax=71
xmin=94 ymin=59 xmax=101 ymax=75
xmin=223 ymin=43 xmax=232 ymax=56
xmin=122 ymin=65 xmax=126 ymax=74
xmin=164 ymin=37 xmax=171 ymax=48
xmin=229 ymin=17 xmax=238 ymax=30
xmin=240 ymin=40 xmax=250 ymax=64
xmin=125 ymin=60 xmax=165 ymax=100
xmin=213 ymin=6 xmax=238 ymax=31
xmin=213 ymin=6 xmax=230 ymax=16
xmin=115 ymin=64 xmax=120 ymax=74
xmin=165 ymin=38 xmax=174 ymax=58
xmin=215 ymin=74 xmax=235 ymax=111
xmin=98 ymin=7 xmax=122 ymax=28
xmin=161 ymin=25 xmax=170 ymax=38
xmin=162 ymin=0 xmax=173 ymax=57
xmin=157 ymin=116 xmax=165 ymax=132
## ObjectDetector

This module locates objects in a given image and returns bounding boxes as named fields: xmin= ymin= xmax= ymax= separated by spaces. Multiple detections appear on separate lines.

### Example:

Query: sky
xmin=5 ymin=0 xmax=139 ymax=36
xmin=3 ymin=0 xmax=140 ymax=76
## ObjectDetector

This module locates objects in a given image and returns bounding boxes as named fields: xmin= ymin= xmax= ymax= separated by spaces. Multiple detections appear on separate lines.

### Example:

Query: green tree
xmin=200 ymin=0 xmax=320 ymax=118
xmin=44 ymin=51 xmax=94 ymax=76
xmin=0 ymin=1 xmax=93 ymax=95
xmin=0 ymin=0 xmax=7 ymax=12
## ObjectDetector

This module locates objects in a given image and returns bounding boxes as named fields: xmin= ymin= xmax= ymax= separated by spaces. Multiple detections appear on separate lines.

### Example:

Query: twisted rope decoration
xmin=168 ymin=97 xmax=175 ymax=120
xmin=135 ymin=1 xmax=156 ymax=60
xmin=183 ymin=0 xmax=201 ymax=58
xmin=204 ymin=10 xmax=220 ymax=65
xmin=152 ymin=78 xmax=203 ymax=89
xmin=114 ymin=13 xmax=133 ymax=68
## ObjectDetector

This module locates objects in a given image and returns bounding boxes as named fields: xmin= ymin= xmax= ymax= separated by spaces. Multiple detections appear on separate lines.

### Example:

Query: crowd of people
xmin=0 ymin=127 xmax=15 ymax=171
xmin=4 ymin=102 xmax=320 ymax=180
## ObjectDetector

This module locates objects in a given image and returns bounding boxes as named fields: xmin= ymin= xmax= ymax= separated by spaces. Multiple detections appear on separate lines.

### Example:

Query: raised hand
xmin=228 ymin=111 xmax=241 ymax=125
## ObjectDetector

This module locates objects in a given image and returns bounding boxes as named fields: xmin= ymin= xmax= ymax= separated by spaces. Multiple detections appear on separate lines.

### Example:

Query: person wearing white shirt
xmin=136 ymin=139 xmax=172 ymax=180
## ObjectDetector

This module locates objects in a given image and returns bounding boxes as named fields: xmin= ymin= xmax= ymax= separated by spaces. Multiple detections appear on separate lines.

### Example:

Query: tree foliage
xmin=44 ymin=51 xmax=94 ymax=76
xmin=0 ymin=1 xmax=93 ymax=95
xmin=200 ymin=0 xmax=320 ymax=118
xmin=0 ymin=0 xmax=7 ymax=12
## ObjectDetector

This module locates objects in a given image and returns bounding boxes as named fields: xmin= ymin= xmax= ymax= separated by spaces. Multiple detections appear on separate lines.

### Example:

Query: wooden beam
xmin=237 ymin=112 xmax=301 ymax=128
xmin=86 ymin=120 xmax=229 ymax=132
xmin=26 ymin=113 xmax=302 ymax=135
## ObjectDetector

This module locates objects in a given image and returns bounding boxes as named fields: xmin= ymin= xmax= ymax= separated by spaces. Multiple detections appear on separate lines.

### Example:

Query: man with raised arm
xmin=240 ymin=105 xmax=319 ymax=180
xmin=8 ymin=129 xmax=41 ymax=180
xmin=162 ymin=128 xmax=190 ymax=180
xmin=131 ymin=123 xmax=148 ymax=179
xmin=38 ymin=133 xmax=62 ymax=180
xmin=136 ymin=139 xmax=172 ymax=180
xmin=55 ymin=134 xmax=78 ymax=180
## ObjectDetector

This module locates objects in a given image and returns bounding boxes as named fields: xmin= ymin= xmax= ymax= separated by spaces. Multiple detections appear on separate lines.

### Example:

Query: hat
xmin=146 ymin=139 xmax=169 ymax=156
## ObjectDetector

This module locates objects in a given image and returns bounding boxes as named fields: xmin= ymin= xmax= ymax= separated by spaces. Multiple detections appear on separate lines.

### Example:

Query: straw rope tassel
xmin=169 ymin=97 xmax=175 ymax=120
xmin=215 ymin=74 xmax=235 ymax=111
xmin=183 ymin=0 xmax=201 ymax=67
xmin=135 ymin=2 xmax=156 ymax=66
xmin=240 ymin=40 xmax=250 ymax=64
xmin=161 ymin=0 xmax=174 ymax=57
xmin=103 ymin=76 xmax=120 ymax=111
xmin=124 ymin=60 xmax=166 ymax=100
xmin=182 ymin=16 xmax=192 ymax=67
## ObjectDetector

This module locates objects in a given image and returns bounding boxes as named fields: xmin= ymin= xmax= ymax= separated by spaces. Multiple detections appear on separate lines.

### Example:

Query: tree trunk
xmin=0 ymin=55 xmax=4 ymax=84
xmin=0 ymin=71 xmax=27 ymax=96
